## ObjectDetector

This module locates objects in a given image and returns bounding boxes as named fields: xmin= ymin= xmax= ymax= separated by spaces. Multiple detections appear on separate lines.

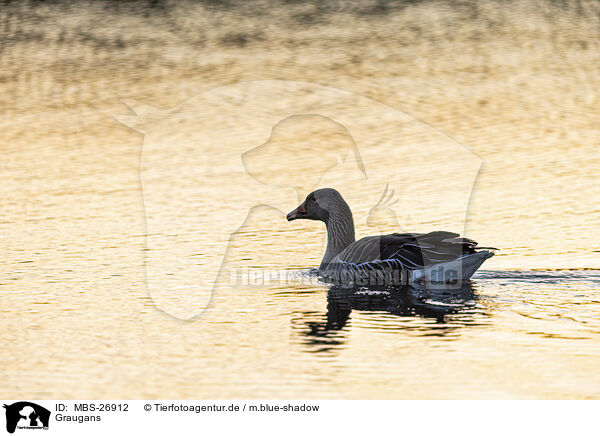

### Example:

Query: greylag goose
xmin=287 ymin=188 xmax=495 ymax=286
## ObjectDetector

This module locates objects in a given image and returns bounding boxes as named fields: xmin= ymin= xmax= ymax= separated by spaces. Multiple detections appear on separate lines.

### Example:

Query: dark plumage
xmin=333 ymin=231 xmax=478 ymax=268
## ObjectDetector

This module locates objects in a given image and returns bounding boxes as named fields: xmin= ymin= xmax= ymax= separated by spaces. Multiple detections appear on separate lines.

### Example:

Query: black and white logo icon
xmin=3 ymin=402 xmax=50 ymax=434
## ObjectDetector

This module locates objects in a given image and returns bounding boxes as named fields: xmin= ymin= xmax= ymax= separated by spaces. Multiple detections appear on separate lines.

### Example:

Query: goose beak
xmin=287 ymin=202 xmax=307 ymax=221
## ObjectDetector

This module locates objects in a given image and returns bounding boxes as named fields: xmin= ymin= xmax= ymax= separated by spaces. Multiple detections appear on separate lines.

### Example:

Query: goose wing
xmin=333 ymin=231 xmax=480 ymax=269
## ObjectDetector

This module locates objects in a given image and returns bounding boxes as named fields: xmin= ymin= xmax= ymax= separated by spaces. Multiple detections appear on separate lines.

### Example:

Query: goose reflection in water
xmin=291 ymin=282 xmax=489 ymax=354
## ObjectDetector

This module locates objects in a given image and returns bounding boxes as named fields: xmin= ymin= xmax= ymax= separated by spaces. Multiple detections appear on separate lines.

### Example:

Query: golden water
xmin=1 ymin=0 xmax=599 ymax=398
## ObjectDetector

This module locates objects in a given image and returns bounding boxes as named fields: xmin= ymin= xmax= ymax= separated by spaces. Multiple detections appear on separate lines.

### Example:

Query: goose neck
xmin=321 ymin=206 xmax=355 ymax=268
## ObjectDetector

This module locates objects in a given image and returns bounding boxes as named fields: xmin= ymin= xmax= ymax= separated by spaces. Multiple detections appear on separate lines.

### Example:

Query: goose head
xmin=287 ymin=188 xmax=356 ymax=268
xmin=286 ymin=188 xmax=346 ymax=223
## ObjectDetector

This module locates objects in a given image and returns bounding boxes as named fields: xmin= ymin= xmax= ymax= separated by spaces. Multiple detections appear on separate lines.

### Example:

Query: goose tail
xmin=412 ymin=250 xmax=494 ymax=285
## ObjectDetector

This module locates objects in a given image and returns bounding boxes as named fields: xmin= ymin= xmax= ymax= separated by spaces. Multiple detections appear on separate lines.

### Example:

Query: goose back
xmin=329 ymin=231 xmax=479 ymax=270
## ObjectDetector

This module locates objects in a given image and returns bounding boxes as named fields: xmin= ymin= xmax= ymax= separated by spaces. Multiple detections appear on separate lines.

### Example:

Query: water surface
xmin=1 ymin=0 xmax=599 ymax=398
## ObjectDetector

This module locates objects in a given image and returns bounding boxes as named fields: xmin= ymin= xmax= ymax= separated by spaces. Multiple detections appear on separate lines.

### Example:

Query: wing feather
xmin=332 ymin=231 xmax=483 ymax=270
